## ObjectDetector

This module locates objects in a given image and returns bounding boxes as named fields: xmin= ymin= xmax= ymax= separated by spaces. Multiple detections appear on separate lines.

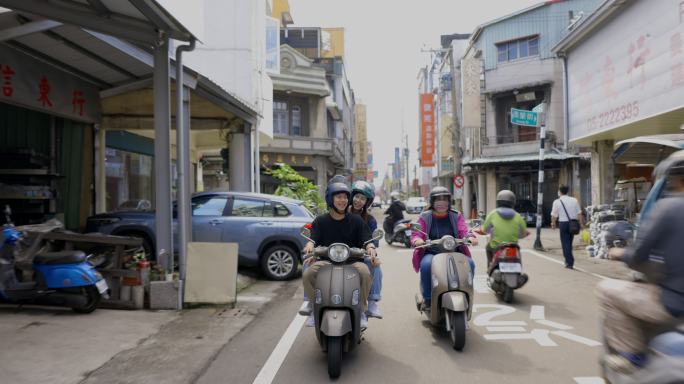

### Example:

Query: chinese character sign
xmin=420 ymin=93 xmax=435 ymax=167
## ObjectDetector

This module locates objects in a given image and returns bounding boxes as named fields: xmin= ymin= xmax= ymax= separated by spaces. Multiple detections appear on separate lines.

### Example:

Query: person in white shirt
xmin=551 ymin=185 xmax=584 ymax=269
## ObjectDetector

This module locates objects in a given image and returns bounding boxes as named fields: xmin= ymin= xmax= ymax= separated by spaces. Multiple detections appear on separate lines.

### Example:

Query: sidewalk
xmin=0 ymin=272 xmax=279 ymax=384
xmin=517 ymin=227 xmax=632 ymax=281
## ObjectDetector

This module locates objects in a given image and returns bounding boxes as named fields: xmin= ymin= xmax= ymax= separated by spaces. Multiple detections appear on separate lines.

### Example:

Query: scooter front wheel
xmin=327 ymin=336 xmax=343 ymax=379
xmin=70 ymin=285 xmax=101 ymax=313
xmin=384 ymin=233 xmax=393 ymax=245
xmin=448 ymin=310 xmax=466 ymax=351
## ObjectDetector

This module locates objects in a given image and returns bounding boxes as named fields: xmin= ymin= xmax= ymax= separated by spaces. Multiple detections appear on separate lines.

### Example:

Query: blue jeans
xmin=363 ymin=259 xmax=382 ymax=301
xmin=559 ymin=222 xmax=575 ymax=267
xmin=420 ymin=254 xmax=475 ymax=301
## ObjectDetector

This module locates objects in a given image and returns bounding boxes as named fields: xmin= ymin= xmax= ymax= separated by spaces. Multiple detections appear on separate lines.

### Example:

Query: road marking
xmin=486 ymin=326 xmax=527 ymax=332
xmin=530 ymin=305 xmax=545 ymax=320
xmin=552 ymin=331 xmax=602 ymax=347
xmin=473 ymin=275 xmax=491 ymax=293
xmin=574 ymin=377 xmax=605 ymax=383
xmin=252 ymin=313 xmax=306 ymax=384
xmin=536 ymin=319 xmax=573 ymax=330
xmin=396 ymin=249 xmax=413 ymax=253
xmin=526 ymin=250 xmax=609 ymax=280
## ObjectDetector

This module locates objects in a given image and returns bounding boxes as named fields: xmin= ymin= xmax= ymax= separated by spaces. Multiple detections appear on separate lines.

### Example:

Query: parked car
xmin=86 ymin=192 xmax=314 ymax=280
xmin=406 ymin=197 xmax=428 ymax=214
xmin=515 ymin=199 xmax=537 ymax=226
xmin=371 ymin=197 xmax=382 ymax=209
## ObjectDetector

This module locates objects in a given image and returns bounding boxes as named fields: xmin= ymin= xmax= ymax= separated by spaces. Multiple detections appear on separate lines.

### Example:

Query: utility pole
xmin=448 ymin=46 xmax=463 ymax=213
xmin=404 ymin=134 xmax=410 ymax=197
xmin=534 ymin=104 xmax=547 ymax=251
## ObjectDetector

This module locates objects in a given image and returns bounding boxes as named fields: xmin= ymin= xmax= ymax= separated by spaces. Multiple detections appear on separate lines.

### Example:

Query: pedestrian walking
xmin=551 ymin=185 xmax=583 ymax=269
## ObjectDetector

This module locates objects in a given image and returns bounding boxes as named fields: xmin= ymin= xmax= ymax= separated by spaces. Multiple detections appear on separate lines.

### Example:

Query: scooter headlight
xmin=442 ymin=236 xmax=456 ymax=251
xmin=328 ymin=244 xmax=350 ymax=262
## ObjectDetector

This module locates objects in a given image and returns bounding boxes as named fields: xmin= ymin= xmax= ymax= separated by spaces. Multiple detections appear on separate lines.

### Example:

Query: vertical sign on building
xmin=420 ymin=93 xmax=435 ymax=167
xmin=394 ymin=147 xmax=401 ymax=178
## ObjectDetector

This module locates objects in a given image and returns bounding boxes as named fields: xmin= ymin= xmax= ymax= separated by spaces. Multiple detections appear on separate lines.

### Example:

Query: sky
xmin=287 ymin=0 xmax=542 ymax=182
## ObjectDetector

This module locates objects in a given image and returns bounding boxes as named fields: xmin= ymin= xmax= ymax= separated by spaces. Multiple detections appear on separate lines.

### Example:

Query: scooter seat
xmin=34 ymin=251 xmax=86 ymax=265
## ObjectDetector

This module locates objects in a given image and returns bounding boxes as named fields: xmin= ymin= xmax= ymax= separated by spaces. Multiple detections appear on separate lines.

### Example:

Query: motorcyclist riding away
xmin=410 ymin=186 xmax=478 ymax=309
xmin=302 ymin=179 xmax=377 ymax=329
xmin=479 ymin=190 xmax=531 ymax=268
xmin=349 ymin=180 xmax=383 ymax=318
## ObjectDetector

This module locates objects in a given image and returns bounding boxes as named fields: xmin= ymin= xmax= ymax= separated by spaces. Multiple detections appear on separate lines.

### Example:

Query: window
xmin=274 ymin=202 xmax=291 ymax=217
xmin=105 ymin=148 xmax=154 ymax=212
xmin=231 ymin=198 xmax=266 ymax=217
xmin=291 ymin=106 xmax=301 ymax=136
xmin=496 ymin=36 xmax=539 ymax=63
xmin=273 ymin=99 xmax=307 ymax=136
xmin=192 ymin=195 xmax=228 ymax=216
xmin=274 ymin=101 xmax=289 ymax=135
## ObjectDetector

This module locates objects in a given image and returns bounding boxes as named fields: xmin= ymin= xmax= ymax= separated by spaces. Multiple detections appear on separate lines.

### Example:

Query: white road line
xmin=536 ymin=319 xmax=574 ymax=331
xmin=551 ymin=331 xmax=602 ymax=347
xmin=530 ymin=305 xmax=545 ymax=320
xmin=526 ymin=250 xmax=609 ymax=280
xmin=252 ymin=313 xmax=306 ymax=384
xmin=574 ymin=377 xmax=606 ymax=384
xmin=486 ymin=326 xmax=527 ymax=332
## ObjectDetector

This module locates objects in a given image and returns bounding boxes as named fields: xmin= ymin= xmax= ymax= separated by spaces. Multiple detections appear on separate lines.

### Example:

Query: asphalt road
xmin=198 ymin=213 xmax=607 ymax=384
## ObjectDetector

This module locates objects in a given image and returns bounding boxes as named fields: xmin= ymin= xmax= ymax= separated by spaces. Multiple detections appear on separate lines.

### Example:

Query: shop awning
xmin=613 ymin=134 xmax=684 ymax=165
xmin=0 ymin=10 xmax=257 ymax=125
xmin=464 ymin=150 xmax=578 ymax=166
xmin=0 ymin=0 xmax=196 ymax=45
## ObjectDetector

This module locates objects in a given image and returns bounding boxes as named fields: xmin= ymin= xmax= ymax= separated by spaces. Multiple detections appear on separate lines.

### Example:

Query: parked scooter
xmin=0 ymin=206 xmax=109 ymax=313
xmin=300 ymin=226 xmax=384 ymax=379
xmin=384 ymin=218 xmax=412 ymax=247
xmin=487 ymin=243 xmax=528 ymax=303
xmin=411 ymin=223 xmax=473 ymax=351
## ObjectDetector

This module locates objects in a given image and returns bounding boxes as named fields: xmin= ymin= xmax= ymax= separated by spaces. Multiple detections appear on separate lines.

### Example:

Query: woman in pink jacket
xmin=410 ymin=186 xmax=478 ymax=308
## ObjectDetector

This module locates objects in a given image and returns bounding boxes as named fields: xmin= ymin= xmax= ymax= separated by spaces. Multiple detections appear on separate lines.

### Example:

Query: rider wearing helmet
xmin=350 ymin=180 xmax=383 ymax=318
xmin=384 ymin=191 xmax=406 ymax=233
xmin=301 ymin=177 xmax=377 ymax=328
xmin=479 ymin=190 xmax=530 ymax=268
xmin=410 ymin=186 xmax=478 ymax=309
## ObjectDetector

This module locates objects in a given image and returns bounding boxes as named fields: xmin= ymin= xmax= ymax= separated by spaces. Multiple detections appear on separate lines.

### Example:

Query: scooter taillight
xmin=405 ymin=223 xmax=411 ymax=229
xmin=504 ymin=247 xmax=518 ymax=258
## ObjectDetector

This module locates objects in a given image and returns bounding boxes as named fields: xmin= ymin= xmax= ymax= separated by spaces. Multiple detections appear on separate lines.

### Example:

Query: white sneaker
xmin=298 ymin=300 xmax=312 ymax=316
xmin=305 ymin=315 xmax=315 ymax=327
xmin=360 ymin=312 xmax=368 ymax=330
xmin=366 ymin=300 xmax=383 ymax=319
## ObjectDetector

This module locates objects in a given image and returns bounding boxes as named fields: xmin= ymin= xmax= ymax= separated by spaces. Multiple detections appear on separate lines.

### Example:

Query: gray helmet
xmin=429 ymin=186 xmax=451 ymax=208
xmin=496 ymin=190 xmax=516 ymax=208
xmin=390 ymin=191 xmax=400 ymax=201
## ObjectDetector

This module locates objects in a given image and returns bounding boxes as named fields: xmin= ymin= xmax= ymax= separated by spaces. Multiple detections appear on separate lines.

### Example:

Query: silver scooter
xmin=300 ymin=227 xmax=383 ymax=379
xmin=411 ymin=223 xmax=474 ymax=351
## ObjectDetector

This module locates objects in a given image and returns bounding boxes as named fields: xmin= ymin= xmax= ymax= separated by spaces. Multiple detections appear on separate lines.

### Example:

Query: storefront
xmin=0 ymin=42 xmax=100 ymax=230
xmin=555 ymin=0 xmax=684 ymax=205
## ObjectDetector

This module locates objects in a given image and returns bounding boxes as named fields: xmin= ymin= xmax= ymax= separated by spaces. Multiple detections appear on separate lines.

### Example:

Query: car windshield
xmin=300 ymin=204 xmax=315 ymax=218
xmin=407 ymin=197 xmax=425 ymax=204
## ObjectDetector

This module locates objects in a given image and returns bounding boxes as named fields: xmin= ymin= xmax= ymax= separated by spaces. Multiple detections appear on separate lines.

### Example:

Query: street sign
xmin=453 ymin=175 xmax=464 ymax=188
xmin=511 ymin=108 xmax=539 ymax=127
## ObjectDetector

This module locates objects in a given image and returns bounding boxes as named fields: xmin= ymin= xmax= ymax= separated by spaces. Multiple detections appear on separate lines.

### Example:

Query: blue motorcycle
xmin=1 ymin=206 xmax=108 ymax=313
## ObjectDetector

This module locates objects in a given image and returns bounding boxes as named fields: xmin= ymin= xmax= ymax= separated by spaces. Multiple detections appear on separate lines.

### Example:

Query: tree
xmin=265 ymin=164 xmax=326 ymax=214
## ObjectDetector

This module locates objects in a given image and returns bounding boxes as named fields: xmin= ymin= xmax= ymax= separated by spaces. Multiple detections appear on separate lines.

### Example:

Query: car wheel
xmin=261 ymin=245 xmax=299 ymax=280
xmin=117 ymin=232 xmax=154 ymax=261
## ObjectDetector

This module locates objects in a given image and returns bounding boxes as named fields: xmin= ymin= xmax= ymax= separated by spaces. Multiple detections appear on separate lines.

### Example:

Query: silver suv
xmin=86 ymin=192 xmax=314 ymax=280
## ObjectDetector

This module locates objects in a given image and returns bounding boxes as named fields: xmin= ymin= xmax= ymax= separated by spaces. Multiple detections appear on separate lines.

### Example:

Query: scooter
xmin=0 ymin=206 xmax=109 ymax=313
xmin=300 ymin=227 xmax=383 ymax=379
xmin=411 ymin=224 xmax=474 ymax=351
xmin=487 ymin=243 xmax=528 ymax=303
xmin=384 ymin=218 xmax=412 ymax=248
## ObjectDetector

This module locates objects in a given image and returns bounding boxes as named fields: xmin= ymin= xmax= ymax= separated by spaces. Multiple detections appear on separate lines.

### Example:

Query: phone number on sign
xmin=586 ymin=101 xmax=639 ymax=131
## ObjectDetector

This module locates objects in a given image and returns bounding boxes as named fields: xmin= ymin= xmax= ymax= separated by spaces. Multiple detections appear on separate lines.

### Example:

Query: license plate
xmin=95 ymin=279 xmax=109 ymax=294
xmin=499 ymin=262 xmax=522 ymax=273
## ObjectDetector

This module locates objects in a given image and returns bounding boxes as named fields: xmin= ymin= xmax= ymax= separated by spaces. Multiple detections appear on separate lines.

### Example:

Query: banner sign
xmin=420 ymin=93 xmax=435 ymax=167
xmin=0 ymin=45 xmax=101 ymax=123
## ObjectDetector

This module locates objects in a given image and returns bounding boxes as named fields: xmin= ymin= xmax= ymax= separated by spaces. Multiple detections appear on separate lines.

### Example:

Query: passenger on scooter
xmin=301 ymin=180 xmax=378 ymax=329
xmin=350 ymin=180 xmax=383 ymax=319
xmin=410 ymin=186 xmax=478 ymax=310
xmin=383 ymin=191 xmax=405 ymax=234
xmin=598 ymin=159 xmax=684 ymax=373
xmin=479 ymin=190 xmax=530 ymax=268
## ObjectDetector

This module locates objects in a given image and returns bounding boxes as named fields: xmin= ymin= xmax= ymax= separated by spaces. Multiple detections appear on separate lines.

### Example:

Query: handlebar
xmin=413 ymin=236 xmax=471 ymax=250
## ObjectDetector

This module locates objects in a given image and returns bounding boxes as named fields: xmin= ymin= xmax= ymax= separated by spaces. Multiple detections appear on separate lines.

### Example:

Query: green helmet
xmin=351 ymin=180 xmax=375 ymax=209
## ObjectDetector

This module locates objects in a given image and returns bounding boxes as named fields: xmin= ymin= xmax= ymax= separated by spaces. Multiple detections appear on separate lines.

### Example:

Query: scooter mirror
xmin=300 ymin=227 xmax=311 ymax=239
xmin=371 ymin=229 xmax=384 ymax=241
xmin=410 ymin=223 xmax=428 ymax=236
